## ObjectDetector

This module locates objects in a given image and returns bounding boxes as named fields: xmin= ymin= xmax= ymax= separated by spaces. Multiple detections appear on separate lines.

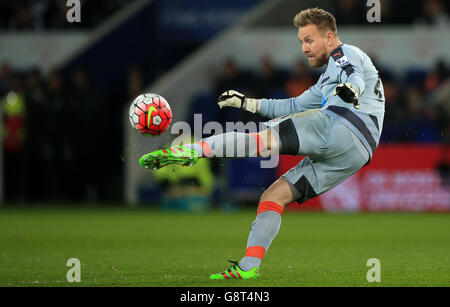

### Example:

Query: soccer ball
xmin=129 ymin=93 xmax=172 ymax=137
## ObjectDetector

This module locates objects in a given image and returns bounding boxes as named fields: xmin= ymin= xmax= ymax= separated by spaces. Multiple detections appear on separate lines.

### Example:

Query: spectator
xmin=8 ymin=4 xmax=34 ymax=30
xmin=0 ymin=0 xmax=129 ymax=31
xmin=214 ymin=58 xmax=255 ymax=123
xmin=0 ymin=64 xmax=13 ymax=97
xmin=24 ymin=68 xmax=47 ymax=200
xmin=404 ymin=86 xmax=441 ymax=142
xmin=257 ymin=56 xmax=287 ymax=98
xmin=214 ymin=58 xmax=250 ymax=95
xmin=379 ymin=0 xmax=396 ymax=24
xmin=333 ymin=0 xmax=365 ymax=25
xmin=1 ymin=77 xmax=27 ymax=202
xmin=379 ymin=76 xmax=410 ymax=143
xmin=425 ymin=60 xmax=449 ymax=93
xmin=68 ymin=67 xmax=103 ymax=201
xmin=415 ymin=0 xmax=449 ymax=27
xmin=383 ymin=77 xmax=406 ymax=123
xmin=41 ymin=70 xmax=70 ymax=199
xmin=285 ymin=60 xmax=315 ymax=97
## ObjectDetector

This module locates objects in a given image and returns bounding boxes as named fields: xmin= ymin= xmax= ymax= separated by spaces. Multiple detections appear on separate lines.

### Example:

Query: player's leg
xmin=228 ymin=110 xmax=329 ymax=265
xmin=140 ymin=108 xmax=324 ymax=169
xmin=229 ymin=128 xmax=368 ymax=279
xmin=208 ymin=113 xmax=310 ymax=280
xmin=233 ymin=157 xmax=320 ymax=276
xmin=139 ymin=129 xmax=279 ymax=169
xmin=209 ymin=178 xmax=292 ymax=280
xmin=209 ymin=115 xmax=308 ymax=280
xmin=210 ymin=111 xmax=370 ymax=280
xmin=237 ymin=178 xmax=292 ymax=271
xmin=183 ymin=128 xmax=278 ymax=158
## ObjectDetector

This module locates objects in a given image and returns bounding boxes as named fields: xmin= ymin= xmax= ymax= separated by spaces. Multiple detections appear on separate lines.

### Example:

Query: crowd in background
xmin=333 ymin=0 xmax=448 ymax=27
xmin=0 ymin=64 xmax=119 ymax=202
xmin=0 ymin=0 xmax=448 ymax=31
xmin=0 ymin=0 xmax=128 ymax=30
xmin=190 ymin=57 xmax=450 ymax=144
xmin=1 ymin=58 xmax=449 ymax=203
xmin=0 ymin=0 xmax=450 ymax=31
xmin=0 ymin=0 xmax=449 ymax=203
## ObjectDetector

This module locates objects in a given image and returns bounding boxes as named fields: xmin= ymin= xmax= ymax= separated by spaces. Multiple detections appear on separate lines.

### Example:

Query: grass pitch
xmin=0 ymin=206 xmax=448 ymax=287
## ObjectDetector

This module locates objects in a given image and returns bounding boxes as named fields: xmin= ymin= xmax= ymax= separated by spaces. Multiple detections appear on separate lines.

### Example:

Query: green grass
xmin=0 ymin=207 xmax=449 ymax=287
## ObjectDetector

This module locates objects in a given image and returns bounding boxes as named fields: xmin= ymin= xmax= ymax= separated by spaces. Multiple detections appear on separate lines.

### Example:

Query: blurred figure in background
xmin=24 ymin=68 xmax=47 ymax=200
xmin=214 ymin=58 xmax=254 ymax=124
xmin=378 ymin=0 xmax=396 ymax=24
xmin=404 ymin=86 xmax=441 ymax=143
xmin=436 ymin=129 xmax=450 ymax=190
xmin=69 ymin=67 xmax=103 ymax=201
xmin=0 ymin=64 xmax=13 ymax=97
xmin=214 ymin=58 xmax=248 ymax=95
xmin=382 ymin=76 xmax=405 ymax=123
xmin=43 ymin=70 xmax=72 ymax=200
xmin=1 ymin=78 xmax=26 ymax=202
xmin=425 ymin=60 xmax=449 ymax=93
xmin=7 ymin=4 xmax=34 ymax=30
xmin=0 ymin=1 xmax=448 ymax=204
xmin=333 ymin=0 xmax=365 ymax=25
xmin=379 ymin=75 xmax=407 ymax=142
xmin=0 ymin=0 xmax=129 ymax=30
xmin=415 ymin=0 xmax=449 ymax=27
xmin=284 ymin=60 xmax=315 ymax=97
xmin=256 ymin=56 xmax=287 ymax=98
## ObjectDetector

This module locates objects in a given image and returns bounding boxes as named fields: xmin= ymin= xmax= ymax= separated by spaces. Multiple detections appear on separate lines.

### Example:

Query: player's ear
xmin=326 ymin=31 xmax=333 ymax=40
xmin=326 ymin=31 xmax=335 ymax=46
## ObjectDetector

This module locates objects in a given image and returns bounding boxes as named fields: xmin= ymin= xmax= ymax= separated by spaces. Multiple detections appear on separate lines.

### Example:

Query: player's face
xmin=298 ymin=24 xmax=330 ymax=68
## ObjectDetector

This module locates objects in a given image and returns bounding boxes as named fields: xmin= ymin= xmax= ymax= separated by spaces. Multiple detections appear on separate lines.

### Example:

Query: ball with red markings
xmin=128 ymin=93 xmax=172 ymax=137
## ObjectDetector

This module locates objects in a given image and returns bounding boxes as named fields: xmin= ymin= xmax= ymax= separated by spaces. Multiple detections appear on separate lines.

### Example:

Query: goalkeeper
xmin=140 ymin=8 xmax=385 ymax=280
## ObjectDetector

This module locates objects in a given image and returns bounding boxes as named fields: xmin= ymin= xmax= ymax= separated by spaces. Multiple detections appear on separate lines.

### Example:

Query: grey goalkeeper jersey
xmin=259 ymin=43 xmax=385 ymax=160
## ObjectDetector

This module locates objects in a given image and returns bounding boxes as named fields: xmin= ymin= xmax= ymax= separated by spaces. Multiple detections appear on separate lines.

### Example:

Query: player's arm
xmin=217 ymin=84 xmax=322 ymax=119
xmin=332 ymin=48 xmax=365 ymax=109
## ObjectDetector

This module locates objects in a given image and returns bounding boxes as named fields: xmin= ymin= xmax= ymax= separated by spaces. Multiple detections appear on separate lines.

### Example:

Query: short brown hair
xmin=293 ymin=8 xmax=337 ymax=35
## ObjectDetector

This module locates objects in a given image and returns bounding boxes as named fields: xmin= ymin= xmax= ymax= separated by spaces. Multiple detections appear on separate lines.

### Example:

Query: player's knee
xmin=259 ymin=189 xmax=272 ymax=203
xmin=260 ymin=193 xmax=284 ymax=208
xmin=259 ymin=179 xmax=293 ymax=208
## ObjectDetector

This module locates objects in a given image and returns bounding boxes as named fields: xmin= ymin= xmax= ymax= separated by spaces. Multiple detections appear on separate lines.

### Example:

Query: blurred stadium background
xmin=1 ymin=0 xmax=448 ymax=211
xmin=0 ymin=0 xmax=449 ymax=287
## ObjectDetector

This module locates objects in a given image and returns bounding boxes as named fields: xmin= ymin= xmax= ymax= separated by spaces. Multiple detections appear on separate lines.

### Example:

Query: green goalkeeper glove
xmin=217 ymin=90 xmax=261 ymax=113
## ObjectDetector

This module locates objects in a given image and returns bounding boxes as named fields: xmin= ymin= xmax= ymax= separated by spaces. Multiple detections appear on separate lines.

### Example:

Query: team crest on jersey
xmin=335 ymin=56 xmax=350 ymax=68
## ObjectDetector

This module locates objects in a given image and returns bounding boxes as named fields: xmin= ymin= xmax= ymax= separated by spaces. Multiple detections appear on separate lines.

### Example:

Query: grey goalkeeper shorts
xmin=264 ymin=109 xmax=370 ymax=203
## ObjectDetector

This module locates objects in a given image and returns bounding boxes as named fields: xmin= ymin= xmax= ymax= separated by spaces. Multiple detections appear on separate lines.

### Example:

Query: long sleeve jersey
xmin=259 ymin=43 xmax=385 ymax=160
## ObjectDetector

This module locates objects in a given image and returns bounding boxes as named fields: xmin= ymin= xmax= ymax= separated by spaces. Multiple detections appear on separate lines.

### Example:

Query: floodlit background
xmin=0 ymin=0 xmax=449 ymax=287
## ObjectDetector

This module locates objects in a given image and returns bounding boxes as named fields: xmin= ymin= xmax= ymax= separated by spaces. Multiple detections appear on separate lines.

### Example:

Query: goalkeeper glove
xmin=217 ymin=90 xmax=261 ymax=113
xmin=333 ymin=83 xmax=360 ymax=109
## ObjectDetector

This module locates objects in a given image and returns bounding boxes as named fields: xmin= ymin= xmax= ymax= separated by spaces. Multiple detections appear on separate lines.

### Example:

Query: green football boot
xmin=210 ymin=260 xmax=260 ymax=280
xmin=139 ymin=146 xmax=201 ymax=170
